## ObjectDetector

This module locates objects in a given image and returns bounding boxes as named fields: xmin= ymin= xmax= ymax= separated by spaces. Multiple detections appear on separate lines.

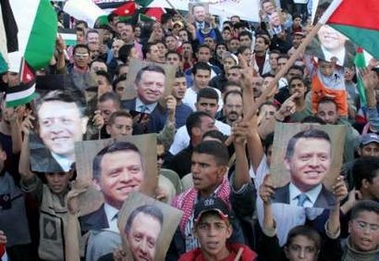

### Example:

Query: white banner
xmin=148 ymin=0 xmax=260 ymax=22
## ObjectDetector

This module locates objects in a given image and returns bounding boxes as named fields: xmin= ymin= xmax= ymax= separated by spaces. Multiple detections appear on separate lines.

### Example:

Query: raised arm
xmin=18 ymin=111 xmax=35 ymax=181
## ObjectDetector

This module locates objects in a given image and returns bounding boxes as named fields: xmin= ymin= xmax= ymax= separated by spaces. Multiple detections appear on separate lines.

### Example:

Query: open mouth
xmin=52 ymin=137 xmax=70 ymax=142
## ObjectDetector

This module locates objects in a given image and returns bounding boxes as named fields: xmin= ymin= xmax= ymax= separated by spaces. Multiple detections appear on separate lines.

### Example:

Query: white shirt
xmin=135 ymin=98 xmax=157 ymax=114
xmin=51 ymin=152 xmax=73 ymax=172
xmin=182 ymin=87 xmax=223 ymax=112
xmin=104 ymin=203 xmax=119 ymax=233
xmin=289 ymin=183 xmax=322 ymax=208
xmin=169 ymin=120 xmax=231 ymax=155
xmin=253 ymin=155 xmax=324 ymax=246
xmin=320 ymin=45 xmax=346 ymax=67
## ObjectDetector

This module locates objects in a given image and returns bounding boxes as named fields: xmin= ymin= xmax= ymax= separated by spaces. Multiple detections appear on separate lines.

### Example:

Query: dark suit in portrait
xmin=306 ymin=38 xmax=356 ymax=68
xmin=122 ymin=98 xmax=168 ymax=134
xmin=271 ymin=183 xmax=337 ymax=209
xmin=80 ymin=204 xmax=109 ymax=234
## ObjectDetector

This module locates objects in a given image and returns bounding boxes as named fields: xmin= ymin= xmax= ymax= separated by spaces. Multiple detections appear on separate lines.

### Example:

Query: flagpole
xmin=244 ymin=0 xmax=344 ymax=121
xmin=163 ymin=0 xmax=187 ymax=22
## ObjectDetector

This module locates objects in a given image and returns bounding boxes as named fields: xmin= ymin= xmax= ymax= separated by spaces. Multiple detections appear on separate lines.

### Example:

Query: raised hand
xmin=259 ymin=174 xmax=276 ymax=204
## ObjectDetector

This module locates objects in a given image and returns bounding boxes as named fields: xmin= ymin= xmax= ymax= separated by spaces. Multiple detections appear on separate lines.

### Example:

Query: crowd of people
xmin=1 ymin=0 xmax=379 ymax=260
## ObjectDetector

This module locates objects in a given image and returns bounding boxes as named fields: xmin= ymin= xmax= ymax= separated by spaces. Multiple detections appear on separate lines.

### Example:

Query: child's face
xmin=319 ymin=61 xmax=335 ymax=77
xmin=195 ymin=213 xmax=232 ymax=258
xmin=349 ymin=211 xmax=379 ymax=252
xmin=285 ymin=235 xmax=318 ymax=261
xmin=45 ymin=172 xmax=71 ymax=195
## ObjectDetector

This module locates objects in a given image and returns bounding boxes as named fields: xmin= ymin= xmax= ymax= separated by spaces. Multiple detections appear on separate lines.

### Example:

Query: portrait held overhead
xmin=117 ymin=192 xmax=182 ymax=261
xmin=2 ymin=0 xmax=379 ymax=260
xmin=29 ymin=89 xmax=89 ymax=173
xmin=270 ymin=124 xmax=345 ymax=209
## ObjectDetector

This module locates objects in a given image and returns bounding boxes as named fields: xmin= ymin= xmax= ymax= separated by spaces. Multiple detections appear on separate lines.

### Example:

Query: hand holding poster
xmin=270 ymin=123 xmax=345 ymax=209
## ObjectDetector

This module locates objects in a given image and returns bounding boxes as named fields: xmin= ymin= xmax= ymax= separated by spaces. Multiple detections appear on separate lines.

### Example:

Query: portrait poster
xmin=118 ymin=191 xmax=183 ymax=261
xmin=29 ymin=88 xmax=90 ymax=173
xmin=270 ymin=123 xmax=345 ymax=208
xmin=123 ymin=59 xmax=176 ymax=108
xmin=74 ymin=134 xmax=158 ymax=198
xmin=188 ymin=2 xmax=210 ymax=17
xmin=305 ymin=0 xmax=357 ymax=67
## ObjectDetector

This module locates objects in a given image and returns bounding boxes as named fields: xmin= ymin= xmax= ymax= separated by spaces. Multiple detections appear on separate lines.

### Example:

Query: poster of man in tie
xmin=269 ymin=123 xmax=345 ymax=209
xmin=305 ymin=0 xmax=357 ymax=67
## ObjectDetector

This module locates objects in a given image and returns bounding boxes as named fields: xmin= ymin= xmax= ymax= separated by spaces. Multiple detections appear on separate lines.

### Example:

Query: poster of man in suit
xmin=270 ymin=123 xmax=345 ymax=209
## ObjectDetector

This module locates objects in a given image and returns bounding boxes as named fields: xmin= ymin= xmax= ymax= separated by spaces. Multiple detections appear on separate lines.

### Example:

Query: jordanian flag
xmin=326 ymin=0 xmax=379 ymax=60
xmin=9 ymin=0 xmax=57 ymax=71
xmin=355 ymin=48 xmax=367 ymax=107
xmin=6 ymin=81 xmax=36 ymax=107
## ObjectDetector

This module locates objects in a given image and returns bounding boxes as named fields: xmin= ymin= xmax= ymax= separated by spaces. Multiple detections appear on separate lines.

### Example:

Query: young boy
xmin=179 ymin=197 xmax=257 ymax=261
xmin=345 ymin=200 xmax=379 ymax=260
xmin=310 ymin=59 xmax=347 ymax=117
xmin=19 ymin=113 xmax=74 ymax=261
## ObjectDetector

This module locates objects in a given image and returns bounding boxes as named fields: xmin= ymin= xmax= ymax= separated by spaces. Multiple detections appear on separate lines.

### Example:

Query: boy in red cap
xmin=179 ymin=197 xmax=257 ymax=261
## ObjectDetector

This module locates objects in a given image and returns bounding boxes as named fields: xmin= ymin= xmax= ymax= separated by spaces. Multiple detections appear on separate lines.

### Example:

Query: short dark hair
xmin=186 ymin=111 xmax=212 ymax=136
xmin=301 ymin=116 xmax=326 ymax=124
xmin=285 ymin=129 xmax=331 ymax=160
xmin=118 ymin=44 xmax=134 ymax=64
xmin=236 ymin=46 xmax=251 ymax=55
xmin=142 ymin=42 xmax=157 ymax=59
xmin=224 ymin=81 xmax=242 ymax=92
xmin=238 ymin=31 xmax=252 ymax=40
xmin=317 ymin=97 xmax=338 ymax=111
xmin=175 ymin=70 xmax=185 ymax=78
xmin=350 ymin=200 xmax=379 ymax=220
xmin=166 ymin=50 xmax=182 ymax=61
xmin=192 ymin=62 xmax=211 ymax=76
xmin=86 ymin=29 xmax=99 ymax=41
xmin=193 ymin=141 xmax=229 ymax=166
xmin=108 ymin=110 xmax=133 ymax=126
xmin=161 ymin=13 xmax=173 ymax=25
xmin=135 ymin=65 xmax=166 ymax=85
xmin=196 ymin=44 xmax=211 ymax=53
xmin=124 ymin=204 xmax=164 ymax=235
xmin=223 ymin=90 xmax=242 ymax=104
xmin=197 ymin=87 xmax=218 ymax=102
xmin=288 ymin=76 xmax=305 ymax=87
xmin=92 ymin=141 xmax=142 ymax=180
xmin=73 ymin=44 xmax=90 ymax=55
xmin=113 ymin=74 xmax=127 ymax=91
xmin=191 ymin=3 xmax=206 ymax=13
xmin=202 ymin=130 xmax=227 ymax=143
xmin=256 ymin=34 xmax=270 ymax=46
xmin=96 ymin=70 xmax=112 ymax=85
xmin=36 ymin=90 xmax=87 ymax=117
xmin=352 ymin=157 xmax=379 ymax=190
xmin=116 ymin=21 xmax=134 ymax=31
xmin=98 ymin=92 xmax=121 ymax=108
xmin=286 ymin=225 xmax=321 ymax=251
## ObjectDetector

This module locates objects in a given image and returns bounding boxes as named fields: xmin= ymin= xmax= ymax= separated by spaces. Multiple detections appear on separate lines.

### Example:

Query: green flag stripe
xmin=0 ymin=53 xmax=8 ymax=74
xmin=24 ymin=0 xmax=57 ymax=70
xmin=354 ymin=50 xmax=367 ymax=106
xmin=6 ymin=93 xmax=36 ymax=108
xmin=330 ymin=24 xmax=379 ymax=61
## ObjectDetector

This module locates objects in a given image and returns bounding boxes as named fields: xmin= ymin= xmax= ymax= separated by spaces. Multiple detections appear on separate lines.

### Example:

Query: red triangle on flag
xmin=144 ymin=8 xmax=166 ymax=23
xmin=20 ymin=58 xmax=35 ymax=84
xmin=112 ymin=1 xmax=136 ymax=17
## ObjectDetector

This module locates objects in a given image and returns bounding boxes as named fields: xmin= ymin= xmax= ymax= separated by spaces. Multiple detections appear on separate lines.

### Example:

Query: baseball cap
xmin=360 ymin=133 xmax=379 ymax=147
xmin=194 ymin=197 xmax=230 ymax=223
xmin=173 ymin=21 xmax=184 ymax=28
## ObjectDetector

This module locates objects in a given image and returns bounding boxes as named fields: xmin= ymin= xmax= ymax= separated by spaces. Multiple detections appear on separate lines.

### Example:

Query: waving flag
xmin=9 ymin=0 xmax=57 ymax=71
xmin=326 ymin=0 xmax=379 ymax=60
xmin=354 ymin=48 xmax=367 ymax=107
